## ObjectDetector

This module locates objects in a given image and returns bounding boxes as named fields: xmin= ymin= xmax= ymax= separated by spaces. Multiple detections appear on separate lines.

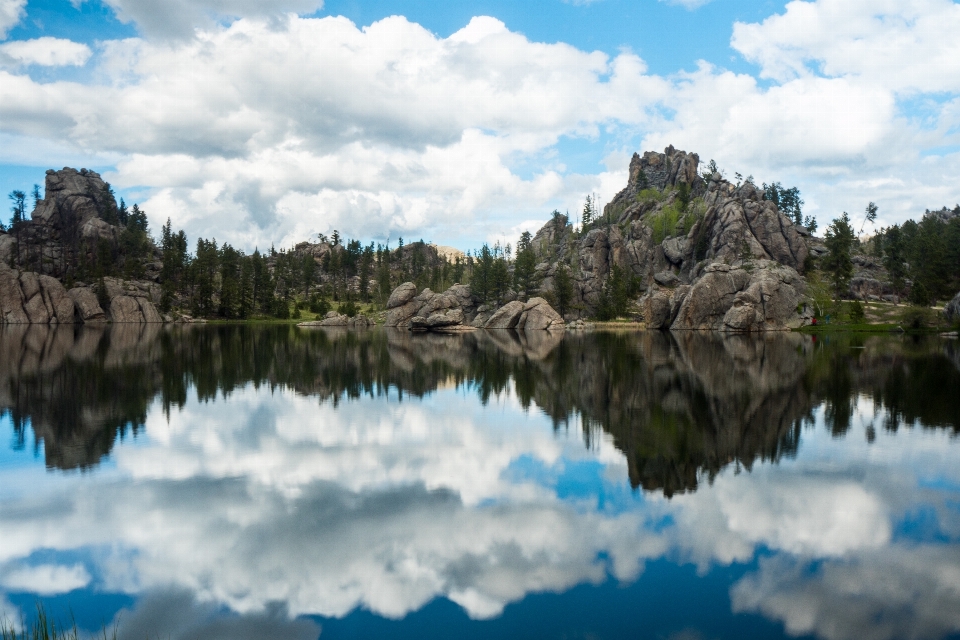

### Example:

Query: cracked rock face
xmin=671 ymin=261 xmax=806 ymax=332
xmin=385 ymin=283 xmax=481 ymax=330
xmin=528 ymin=146 xmax=811 ymax=329
xmin=1 ymin=262 xmax=77 ymax=325
xmin=384 ymin=283 xmax=564 ymax=332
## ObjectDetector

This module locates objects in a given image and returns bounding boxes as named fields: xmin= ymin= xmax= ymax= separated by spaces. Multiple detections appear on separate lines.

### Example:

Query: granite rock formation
xmin=514 ymin=297 xmax=565 ymax=331
xmin=945 ymin=292 xmax=960 ymax=325
xmin=0 ymin=168 xmax=141 ymax=281
xmin=384 ymin=282 xmax=564 ymax=332
xmin=0 ymin=262 xmax=161 ymax=324
xmin=0 ymin=262 xmax=75 ymax=324
xmin=530 ymin=145 xmax=810 ymax=330
xmin=385 ymin=283 xmax=480 ymax=330
xmin=299 ymin=312 xmax=374 ymax=328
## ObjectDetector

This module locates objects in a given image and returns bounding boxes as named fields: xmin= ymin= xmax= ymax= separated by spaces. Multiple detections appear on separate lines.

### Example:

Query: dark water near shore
xmin=1 ymin=325 xmax=959 ymax=640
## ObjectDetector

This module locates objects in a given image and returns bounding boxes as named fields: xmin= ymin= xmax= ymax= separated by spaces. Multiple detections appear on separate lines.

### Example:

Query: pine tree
xmin=472 ymin=244 xmax=493 ymax=302
xmin=553 ymin=263 xmax=573 ymax=318
xmin=581 ymin=195 xmax=593 ymax=230
xmin=881 ymin=224 xmax=907 ymax=298
xmin=823 ymin=212 xmax=855 ymax=298
xmin=513 ymin=231 xmax=536 ymax=300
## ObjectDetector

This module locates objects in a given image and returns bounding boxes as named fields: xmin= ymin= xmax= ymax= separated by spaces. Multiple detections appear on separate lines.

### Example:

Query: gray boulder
xmin=0 ymin=263 xmax=28 ymax=324
xmin=672 ymin=261 xmax=805 ymax=332
xmin=387 ymin=282 xmax=418 ymax=309
xmin=106 ymin=291 xmax=162 ymax=323
xmin=516 ymin=298 xmax=565 ymax=331
xmin=319 ymin=311 xmax=349 ymax=326
xmin=385 ymin=283 xmax=480 ymax=330
xmin=654 ymin=271 xmax=680 ymax=287
xmin=0 ymin=263 xmax=76 ymax=324
xmin=484 ymin=301 xmax=526 ymax=329
xmin=68 ymin=287 xmax=107 ymax=323
xmin=642 ymin=290 xmax=674 ymax=329
xmin=945 ymin=292 xmax=960 ymax=325
xmin=411 ymin=308 xmax=465 ymax=331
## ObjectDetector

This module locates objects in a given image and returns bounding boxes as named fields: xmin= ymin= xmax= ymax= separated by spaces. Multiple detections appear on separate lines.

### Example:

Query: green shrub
xmin=339 ymin=300 xmax=359 ymax=318
xmin=636 ymin=188 xmax=665 ymax=204
xmin=649 ymin=202 xmax=682 ymax=244
xmin=909 ymin=282 xmax=932 ymax=307
xmin=848 ymin=300 xmax=865 ymax=324
xmin=900 ymin=306 xmax=934 ymax=330
xmin=308 ymin=294 xmax=330 ymax=315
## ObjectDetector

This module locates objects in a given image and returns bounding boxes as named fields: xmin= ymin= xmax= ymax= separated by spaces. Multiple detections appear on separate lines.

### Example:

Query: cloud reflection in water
xmin=0 ymin=326 xmax=957 ymax=639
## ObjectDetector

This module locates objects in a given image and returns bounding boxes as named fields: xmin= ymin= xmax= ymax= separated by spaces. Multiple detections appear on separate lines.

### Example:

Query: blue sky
xmin=2 ymin=0 xmax=960 ymax=250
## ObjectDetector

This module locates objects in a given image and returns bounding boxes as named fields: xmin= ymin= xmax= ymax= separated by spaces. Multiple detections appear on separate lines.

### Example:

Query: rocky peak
xmin=630 ymin=145 xmax=701 ymax=190
xmin=529 ymin=145 xmax=812 ymax=330
xmin=32 ymin=167 xmax=115 ymax=230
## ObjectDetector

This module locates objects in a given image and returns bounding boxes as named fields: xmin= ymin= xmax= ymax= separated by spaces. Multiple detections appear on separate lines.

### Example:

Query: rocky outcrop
xmin=667 ymin=261 xmax=806 ymax=332
xmin=105 ymin=278 xmax=162 ymax=323
xmin=945 ymin=292 xmax=960 ymax=325
xmin=385 ymin=283 xmax=480 ymax=330
xmin=1 ymin=263 xmax=76 ymax=324
xmin=484 ymin=301 xmax=525 ymax=329
xmin=515 ymin=297 xmax=565 ymax=331
xmin=410 ymin=308 xmax=468 ymax=332
xmin=529 ymin=145 xmax=812 ymax=329
xmin=0 ymin=261 xmax=163 ymax=324
xmin=68 ymin=287 xmax=107 ymax=323
xmin=299 ymin=312 xmax=374 ymax=328
xmin=384 ymin=283 xmax=563 ymax=332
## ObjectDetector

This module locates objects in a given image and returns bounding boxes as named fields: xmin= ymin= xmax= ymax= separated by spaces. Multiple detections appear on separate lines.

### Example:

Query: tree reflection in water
xmin=0 ymin=325 xmax=957 ymax=495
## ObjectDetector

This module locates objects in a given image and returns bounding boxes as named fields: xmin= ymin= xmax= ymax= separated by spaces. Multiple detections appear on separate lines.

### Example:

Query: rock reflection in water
xmin=0 ymin=325 xmax=957 ymax=495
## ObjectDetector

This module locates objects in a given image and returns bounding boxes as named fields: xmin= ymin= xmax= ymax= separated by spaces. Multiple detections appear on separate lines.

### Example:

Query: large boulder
xmin=319 ymin=311 xmax=349 ymax=326
xmin=108 ymin=295 xmax=162 ymax=323
xmin=68 ymin=287 xmax=107 ymax=323
xmin=672 ymin=261 xmax=805 ymax=332
xmin=642 ymin=290 xmax=674 ymax=329
xmin=0 ymin=264 xmax=76 ymax=324
xmin=945 ymin=292 xmax=960 ymax=325
xmin=516 ymin=298 xmax=565 ymax=331
xmin=0 ymin=263 xmax=28 ymax=324
xmin=410 ymin=308 xmax=465 ymax=331
xmin=387 ymin=282 xmax=417 ymax=309
xmin=384 ymin=283 xmax=480 ymax=330
xmin=40 ymin=275 xmax=76 ymax=323
xmin=484 ymin=301 xmax=526 ymax=329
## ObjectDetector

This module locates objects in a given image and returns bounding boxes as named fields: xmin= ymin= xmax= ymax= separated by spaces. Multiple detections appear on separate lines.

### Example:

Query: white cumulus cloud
xmin=0 ymin=563 xmax=91 ymax=595
xmin=96 ymin=0 xmax=325 ymax=39
xmin=0 ymin=37 xmax=92 ymax=66
xmin=0 ymin=0 xmax=25 ymax=39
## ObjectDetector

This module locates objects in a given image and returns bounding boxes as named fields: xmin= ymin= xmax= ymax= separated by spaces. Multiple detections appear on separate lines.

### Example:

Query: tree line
xmin=815 ymin=204 xmax=960 ymax=306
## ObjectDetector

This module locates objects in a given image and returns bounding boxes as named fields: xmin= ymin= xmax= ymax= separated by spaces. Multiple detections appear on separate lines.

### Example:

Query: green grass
xmin=796 ymin=323 xmax=903 ymax=334
xmin=1 ymin=605 xmax=117 ymax=640
xmin=795 ymin=300 xmax=953 ymax=334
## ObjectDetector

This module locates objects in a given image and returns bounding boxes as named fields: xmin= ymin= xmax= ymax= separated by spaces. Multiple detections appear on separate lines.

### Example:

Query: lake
xmin=1 ymin=325 xmax=959 ymax=640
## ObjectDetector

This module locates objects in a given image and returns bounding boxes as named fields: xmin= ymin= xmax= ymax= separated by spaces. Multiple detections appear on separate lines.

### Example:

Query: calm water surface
xmin=1 ymin=325 xmax=959 ymax=640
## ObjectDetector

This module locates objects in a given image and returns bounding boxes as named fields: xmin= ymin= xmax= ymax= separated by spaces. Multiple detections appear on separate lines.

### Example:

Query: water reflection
xmin=0 ymin=326 xmax=958 ymax=640
xmin=2 ymin=326 xmax=958 ymax=489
